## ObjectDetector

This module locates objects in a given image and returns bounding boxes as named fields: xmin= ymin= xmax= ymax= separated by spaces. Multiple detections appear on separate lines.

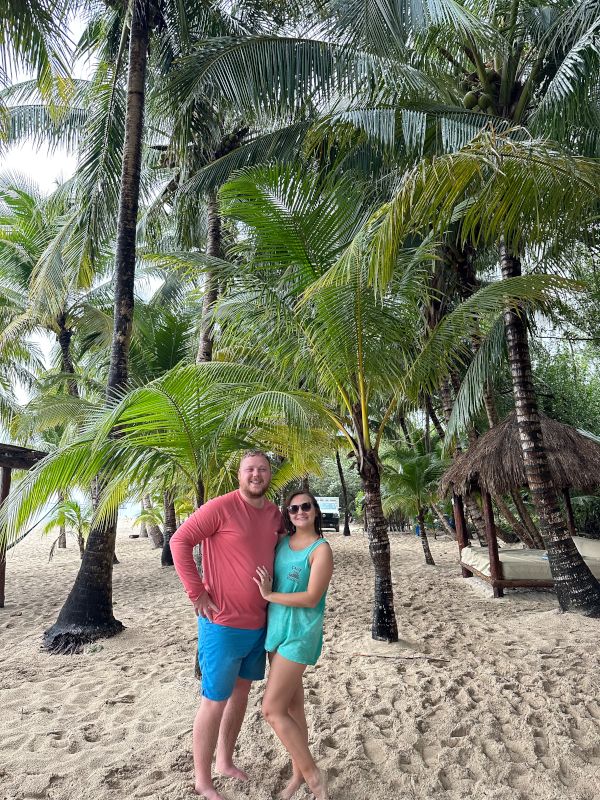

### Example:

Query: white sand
xmin=2 ymin=526 xmax=600 ymax=800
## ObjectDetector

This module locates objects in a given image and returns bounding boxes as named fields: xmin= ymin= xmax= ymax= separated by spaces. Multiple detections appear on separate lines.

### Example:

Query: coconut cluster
xmin=461 ymin=69 xmax=501 ymax=112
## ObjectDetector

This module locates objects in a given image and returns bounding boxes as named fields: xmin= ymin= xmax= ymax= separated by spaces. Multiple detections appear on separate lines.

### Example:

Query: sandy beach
xmin=2 ymin=525 xmax=600 ymax=800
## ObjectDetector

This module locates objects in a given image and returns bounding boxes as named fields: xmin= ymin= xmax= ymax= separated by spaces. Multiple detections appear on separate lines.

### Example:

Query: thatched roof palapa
xmin=441 ymin=411 xmax=600 ymax=497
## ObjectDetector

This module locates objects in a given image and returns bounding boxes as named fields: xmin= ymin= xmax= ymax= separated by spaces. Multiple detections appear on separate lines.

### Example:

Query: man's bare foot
xmin=306 ymin=768 xmax=328 ymax=800
xmin=215 ymin=763 xmax=249 ymax=781
xmin=280 ymin=773 xmax=304 ymax=799
xmin=193 ymin=781 xmax=228 ymax=800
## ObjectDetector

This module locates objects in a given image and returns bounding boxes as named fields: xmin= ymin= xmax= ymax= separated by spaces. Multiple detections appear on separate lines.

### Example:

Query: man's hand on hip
xmin=193 ymin=592 xmax=219 ymax=621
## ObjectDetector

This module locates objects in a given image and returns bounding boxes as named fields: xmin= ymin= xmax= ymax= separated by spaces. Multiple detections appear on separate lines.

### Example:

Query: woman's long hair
xmin=282 ymin=491 xmax=323 ymax=538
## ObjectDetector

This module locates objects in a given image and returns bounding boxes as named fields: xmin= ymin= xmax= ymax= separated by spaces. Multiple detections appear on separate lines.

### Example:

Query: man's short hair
xmin=239 ymin=449 xmax=271 ymax=468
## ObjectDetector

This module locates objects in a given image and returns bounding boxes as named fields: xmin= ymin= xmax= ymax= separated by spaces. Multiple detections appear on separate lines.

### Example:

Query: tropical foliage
xmin=2 ymin=0 xmax=600 ymax=652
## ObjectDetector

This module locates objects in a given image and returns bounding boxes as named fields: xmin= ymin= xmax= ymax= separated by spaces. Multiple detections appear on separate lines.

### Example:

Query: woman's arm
xmin=253 ymin=544 xmax=333 ymax=608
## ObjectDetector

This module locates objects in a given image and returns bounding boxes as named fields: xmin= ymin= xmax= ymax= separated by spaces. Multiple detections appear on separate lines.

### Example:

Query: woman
xmin=253 ymin=491 xmax=333 ymax=800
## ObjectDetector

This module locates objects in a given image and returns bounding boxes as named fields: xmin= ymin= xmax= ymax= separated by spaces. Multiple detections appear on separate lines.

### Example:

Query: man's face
xmin=238 ymin=455 xmax=271 ymax=498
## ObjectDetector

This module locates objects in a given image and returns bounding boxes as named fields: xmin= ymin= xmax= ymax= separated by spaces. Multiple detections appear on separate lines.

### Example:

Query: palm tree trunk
xmin=335 ymin=450 xmax=351 ymax=536
xmin=510 ymin=490 xmax=544 ymax=548
xmin=58 ymin=320 xmax=77 ymax=550
xmin=500 ymin=243 xmax=600 ymax=615
xmin=417 ymin=507 xmax=435 ymax=566
xmin=360 ymin=450 xmax=398 ymax=641
xmin=139 ymin=500 xmax=148 ymax=538
xmin=493 ymin=494 xmax=534 ymax=547
xmin=196 ymin=192 xmax=221 ymax=363
xmin=57 ymin=315 xmax=79 ymax=398
xmin=43 ymin=0 xmax=150 ymax=652
xmin=143 ymin=494 xmax=163 ymax=548
xmin=432 ymin=504 xmax=456 ymax=538
xmin=57 ymin=490 xmax=67 ymax=549
xmin=398 ymin=416 xmax=412 ymax=445
xmin=425 ymin=396 xmax=445 ymax=439
xmin=161 ymin=490 xmax=176 ymax=567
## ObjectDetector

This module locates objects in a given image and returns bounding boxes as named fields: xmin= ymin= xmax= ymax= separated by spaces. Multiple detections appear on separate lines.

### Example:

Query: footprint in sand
xmin=438 ymin=769 xmax=452 ymax=790
xmin=558 ymin=758 xmax=574 ymax=787
xmin=362 ymin=738 xmax=388 ymax=765
xmin=586 ymin=700 xmax=600 ymax=720
xmin=533 ymin=732 xmax=549 ymax=757
xmin=413 ymin=737 xmax=441 ymax=766
xmin=580 ymin=744 xmax=600 ymax=766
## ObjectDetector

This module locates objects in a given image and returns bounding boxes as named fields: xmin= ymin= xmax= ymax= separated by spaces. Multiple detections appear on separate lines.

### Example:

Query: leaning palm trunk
xmin=500 ymin=243 xmax=600 ymax=615
xmin=417 ymin=508 xmax=435 ymax=566
xmin=143 ymin=494 xmax=163 ymax=547
xmin=360 ymin=450 xmax=398 ymax=641
xmin=43 ymin=1 xmax=150 ymax=652
xmin=335 ymin=450 xmax=351 ymax=536
xmin=57 ymin=491 xmax=67 ymax=549
xmin=161 ymin=491 xmax=176 ymax=567
xmin=432 ymin=504 xmax=455 ymax=539
xmin=493 ymin=494 xmax=535 ymax=548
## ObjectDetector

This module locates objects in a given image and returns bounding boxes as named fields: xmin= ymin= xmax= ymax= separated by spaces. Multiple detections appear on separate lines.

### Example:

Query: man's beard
xmin=244 ymin=482 xmax=268 ymax=497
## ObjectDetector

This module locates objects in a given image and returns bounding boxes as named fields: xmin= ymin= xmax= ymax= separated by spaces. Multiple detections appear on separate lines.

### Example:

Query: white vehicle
xmin=315 ymin=496 xmax=340 ymax=532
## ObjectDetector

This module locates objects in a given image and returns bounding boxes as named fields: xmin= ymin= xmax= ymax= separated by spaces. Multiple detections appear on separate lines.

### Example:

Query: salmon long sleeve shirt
xmin=170 ymin=490 xmax=284 ymax=629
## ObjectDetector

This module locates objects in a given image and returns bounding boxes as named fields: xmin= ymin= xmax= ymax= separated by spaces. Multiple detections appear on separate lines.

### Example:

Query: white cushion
xmin=572 ymin=536 xmax=600 ymax=559
xmin=460 ymin=545 xmax=600 ymax=581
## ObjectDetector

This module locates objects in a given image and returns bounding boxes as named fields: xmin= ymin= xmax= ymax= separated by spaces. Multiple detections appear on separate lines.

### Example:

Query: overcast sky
xmin=1 ymin=16 xmax=89 ymax=192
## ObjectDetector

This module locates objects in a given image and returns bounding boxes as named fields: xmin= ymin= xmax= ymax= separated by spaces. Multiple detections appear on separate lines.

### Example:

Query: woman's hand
xmin=252 ymin=565 xmax=273 ymax=600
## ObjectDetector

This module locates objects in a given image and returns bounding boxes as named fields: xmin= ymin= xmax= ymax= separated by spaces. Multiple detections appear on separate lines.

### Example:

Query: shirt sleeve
xmin=170 ymin=500 xmax=222 ymax=603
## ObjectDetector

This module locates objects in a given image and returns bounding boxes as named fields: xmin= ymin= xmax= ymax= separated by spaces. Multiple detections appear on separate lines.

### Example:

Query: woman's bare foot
xmin=280 ymin=773 xmax=304 ymax=799
xmin=193 ymin=781 xmax=228 ymax=800
xmin=215 ymin=762 xmax=249 ymax=781
xmin=306 ymin=768 xmax=328 ymax=800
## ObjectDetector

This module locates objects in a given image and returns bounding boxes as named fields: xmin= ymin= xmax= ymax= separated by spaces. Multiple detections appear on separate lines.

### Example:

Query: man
xmin=170 ymin=450 xmax=284 ymax=800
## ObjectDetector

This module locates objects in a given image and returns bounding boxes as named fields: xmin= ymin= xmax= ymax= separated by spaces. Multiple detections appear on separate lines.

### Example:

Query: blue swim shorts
xmin=197 ymin=619 xmax=267 ymax=701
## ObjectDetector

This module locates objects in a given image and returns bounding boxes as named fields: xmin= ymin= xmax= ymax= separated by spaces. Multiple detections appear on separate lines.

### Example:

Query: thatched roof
xmin=440 ymin=411 xmax=600 ymax=496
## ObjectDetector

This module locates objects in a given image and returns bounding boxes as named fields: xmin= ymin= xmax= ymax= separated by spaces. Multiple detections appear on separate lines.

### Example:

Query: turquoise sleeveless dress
xmin=264 ymin=535 xmax=329 ymax=665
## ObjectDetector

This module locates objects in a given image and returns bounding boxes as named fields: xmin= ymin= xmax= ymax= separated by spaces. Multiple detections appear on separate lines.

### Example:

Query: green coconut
xmin=478 ymin=93 xmax=493 ymax=110
xmin=463 ymin=91 xmax=479 ymax=110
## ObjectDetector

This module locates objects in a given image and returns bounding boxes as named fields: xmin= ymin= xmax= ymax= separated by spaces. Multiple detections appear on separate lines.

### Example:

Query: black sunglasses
xmin=287 ymin=502 xmax=314 ymax=514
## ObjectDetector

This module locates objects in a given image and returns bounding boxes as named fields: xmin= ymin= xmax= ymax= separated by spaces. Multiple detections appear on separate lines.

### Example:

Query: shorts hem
xmin=269 ymin=646 xmax=317 ymax=666
xmin=201 ymin=687 xmax=231 ymax=702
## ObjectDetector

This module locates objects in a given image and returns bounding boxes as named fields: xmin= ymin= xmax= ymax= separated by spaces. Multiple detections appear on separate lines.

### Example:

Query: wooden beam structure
xmin=482 ymin=491 xmax=503 ymax=598
xmin=0 ymin=444 xmax=47 ymax=609
xmin=452 ymin=492 xmax=472 ymax=578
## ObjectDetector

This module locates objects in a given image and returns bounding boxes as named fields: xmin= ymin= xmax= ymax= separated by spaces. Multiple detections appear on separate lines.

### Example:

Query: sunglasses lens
xmin=287 ymin=502 xmax=313 ymax=514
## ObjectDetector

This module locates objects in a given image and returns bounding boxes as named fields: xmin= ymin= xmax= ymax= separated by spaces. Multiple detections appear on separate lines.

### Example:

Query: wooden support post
xmin=482 ymin=491 xmax=503 ymax=598
xmin=562 ymin=489 xmax=577 ymax=539
xmin=452 ymin=492 xmax=471 ymax=577
xmin=0 ymin=466 xmax=12 ymax=609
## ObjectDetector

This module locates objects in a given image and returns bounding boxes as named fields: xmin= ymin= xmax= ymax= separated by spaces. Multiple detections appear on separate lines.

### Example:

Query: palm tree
xmin=43 ymin=498 xmax=91 ymax=559
xmin=381 ymin=438 xmax=448 ymax=566
xmin=209 ymin=164 xmax=556 ymax=639
xmin=362 ymin=130 xmax=600 ymax=615
xmin=39 ymin=0 xmax=151 ymax=652
xmin=1 ymin=361 xmax=330 ymax=567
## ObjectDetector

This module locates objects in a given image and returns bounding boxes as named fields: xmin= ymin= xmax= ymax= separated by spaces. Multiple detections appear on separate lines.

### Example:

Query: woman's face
xmin=287 ymin=493 xmax=317 ymax=528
